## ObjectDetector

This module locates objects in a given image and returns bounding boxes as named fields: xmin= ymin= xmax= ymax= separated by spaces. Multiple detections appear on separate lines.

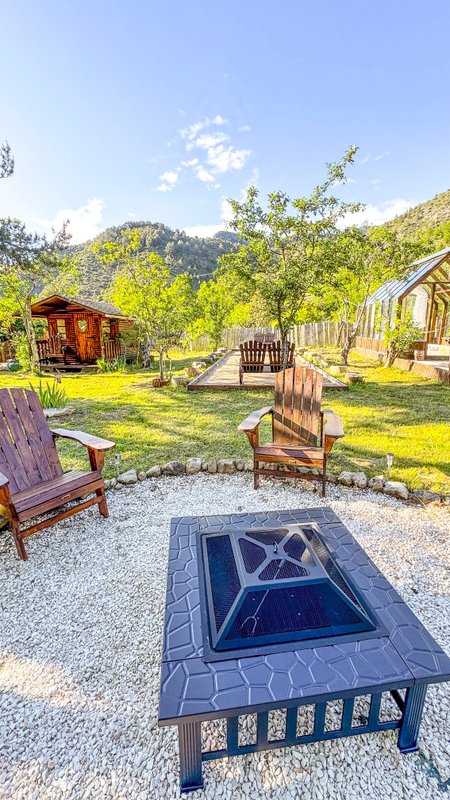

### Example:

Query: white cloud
xmin=239 ymin=124 xmax=251 ymax=132
xmin=370 ymin=178 xmax=381 ymax=192
xmin=39 ymin=197 xmax=105 ymax=244
xmin=180 ymin=115 xmax=228 ymax=141
xmin=340 ymin=198 xmax=416 ymax=228
xmin=373 ymin=150 xmax=391 ymax=161
xmin=206 ymin=145 xmax=250 ymax=174
xmin=358 ymin=152 xmax=372 ymax=165
xmin=183 ymin=224 xmax=224 ymax=238
xmin=194 ymin=164 xmax=215 ymax=183
xmin=194 ymin=132 xmax=230 ymax=150
xmin=156 ymin=183 xmax=171 ymax=192
xmin=160 ymin=170 xmax=179 ymax=185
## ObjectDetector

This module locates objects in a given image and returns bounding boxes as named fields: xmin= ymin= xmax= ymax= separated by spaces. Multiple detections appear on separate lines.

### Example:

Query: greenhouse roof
xmin=368 ymin=247 xmax=450 ymax=305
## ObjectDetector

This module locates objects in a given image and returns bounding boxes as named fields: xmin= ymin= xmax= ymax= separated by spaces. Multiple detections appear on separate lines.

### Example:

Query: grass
xmin=0 ymin=348 xmax=448 ymax=493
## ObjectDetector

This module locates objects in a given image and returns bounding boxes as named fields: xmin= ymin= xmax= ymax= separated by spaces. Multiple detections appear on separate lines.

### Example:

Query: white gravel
xmin=0 ymin=474 xmax=449 ymax=800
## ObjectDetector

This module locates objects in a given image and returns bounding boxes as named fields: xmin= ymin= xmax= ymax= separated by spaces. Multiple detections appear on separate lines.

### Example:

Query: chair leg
xmin=11 ymin=518 xmax=27 ymax=560
xmin=321 ymin=458 xmax=327 ymax=497
xmin=253 ymin=456 xmax=260 ymax=489
xmin=96 ymin=486 xmax=109 ymax=518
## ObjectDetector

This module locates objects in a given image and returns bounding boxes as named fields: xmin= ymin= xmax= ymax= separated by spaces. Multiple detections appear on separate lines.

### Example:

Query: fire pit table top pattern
xmin=159 ymin=508 xmax=450 ymax=727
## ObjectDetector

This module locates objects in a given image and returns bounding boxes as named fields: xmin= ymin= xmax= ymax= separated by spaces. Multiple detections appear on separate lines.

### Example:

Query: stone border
xmin=107 ymin=461 xmax=449 ymax=507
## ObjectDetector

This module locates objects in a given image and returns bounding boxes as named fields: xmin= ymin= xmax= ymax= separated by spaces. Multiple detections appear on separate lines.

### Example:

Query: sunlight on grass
xmin=0 ymin=348 xmax=448 ymax=493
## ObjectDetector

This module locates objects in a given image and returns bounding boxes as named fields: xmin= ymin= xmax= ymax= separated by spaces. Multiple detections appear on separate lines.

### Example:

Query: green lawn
xmin=1 ymin=349 xmax=449 ymax=493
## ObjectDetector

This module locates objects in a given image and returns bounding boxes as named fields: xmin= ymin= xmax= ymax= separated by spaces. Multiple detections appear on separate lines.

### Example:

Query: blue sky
xmin=1 ymin=0 xmax=450 ymax=243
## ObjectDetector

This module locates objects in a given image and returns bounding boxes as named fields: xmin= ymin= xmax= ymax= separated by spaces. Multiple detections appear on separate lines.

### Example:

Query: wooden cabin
xmin=30 ymin=294 xmax=135 ymax=370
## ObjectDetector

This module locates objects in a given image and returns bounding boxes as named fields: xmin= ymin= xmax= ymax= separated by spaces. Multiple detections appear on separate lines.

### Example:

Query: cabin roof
xmin=367 ymin=247 xmax=450 ymax=305
xmin=29 ymin=294 xmax=132 ymax=320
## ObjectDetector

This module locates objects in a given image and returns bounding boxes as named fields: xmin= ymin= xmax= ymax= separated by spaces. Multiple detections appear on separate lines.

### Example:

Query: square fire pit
xmin=158 ymin=508 xmax=450 ymax=793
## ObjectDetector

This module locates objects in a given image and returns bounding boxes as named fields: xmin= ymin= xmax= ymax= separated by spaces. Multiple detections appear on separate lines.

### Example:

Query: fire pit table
xmin=158 ymin=508 xmax=450 ymax=793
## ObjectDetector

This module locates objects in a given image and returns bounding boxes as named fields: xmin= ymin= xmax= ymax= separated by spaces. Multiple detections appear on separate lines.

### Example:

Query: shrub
xmin=96 ymin=356 xmax=127 ymax=372
xmin=383 ymin=313 xmax=423 ymax=367
xmin=29 ymin=379 xmax=68 ymax=409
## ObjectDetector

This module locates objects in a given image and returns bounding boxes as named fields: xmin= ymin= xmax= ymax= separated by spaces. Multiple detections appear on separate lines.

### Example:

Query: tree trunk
xmin=340 ymin=326 xmax=356 ymax=365
xmin=159 ymin=348 xmax=165 ymax=380
xmin=23 ymin=302 xmax=40 ymax=373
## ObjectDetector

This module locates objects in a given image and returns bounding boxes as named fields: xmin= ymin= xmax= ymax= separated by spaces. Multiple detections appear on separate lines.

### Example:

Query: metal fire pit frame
xmin=158 ymin=508 xmax=450 ymax=793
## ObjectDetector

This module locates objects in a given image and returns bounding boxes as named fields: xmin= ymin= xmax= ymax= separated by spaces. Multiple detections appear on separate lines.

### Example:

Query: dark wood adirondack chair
xmin=267 ymin=340 xmax=296 ymax=372
xmin=238 ymin=366 xmax=344 ymax=496
xmin=239 ymin=341 xmax=267 ymax=384
xmin=0 ymin=388 xmax=115 ymax=559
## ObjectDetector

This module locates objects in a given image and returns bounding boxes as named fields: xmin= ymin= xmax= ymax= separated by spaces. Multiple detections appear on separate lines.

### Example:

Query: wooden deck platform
xmin=187 ymin=350 xmax=347 ymax=391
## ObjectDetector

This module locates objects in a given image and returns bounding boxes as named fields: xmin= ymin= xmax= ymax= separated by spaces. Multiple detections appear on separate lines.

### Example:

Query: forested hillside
xmin=70 ymin=190 xmax=450 ymax=301
xmin=383 ymin=188 xmax=450 ymax=248
xmin=72 ymin=221 xmax=239 ymax=299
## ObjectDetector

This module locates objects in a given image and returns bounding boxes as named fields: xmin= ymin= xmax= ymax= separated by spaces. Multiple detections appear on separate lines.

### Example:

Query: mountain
xmin=71 ymin=221 xmax=240 ymax=299
xmin=383 ymin=188 xmax=450 ymax=242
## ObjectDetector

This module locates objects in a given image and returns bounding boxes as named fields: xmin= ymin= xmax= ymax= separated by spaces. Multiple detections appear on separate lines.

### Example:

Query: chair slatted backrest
xmin=273 ymin=367 xmax=323 ymax=446
xmin=239 ymin=341 xmax=267 ymax=372
xmin=267 ymin=341 xmax=295 ymax=371
xmin=0 ymin=388 xmax=63 ymax=495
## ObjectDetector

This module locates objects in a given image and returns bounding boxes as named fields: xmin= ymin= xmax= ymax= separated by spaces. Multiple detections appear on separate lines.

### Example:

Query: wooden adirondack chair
xmin=238 ymin=366 xmax=344 ymax=496
xmin=0 ymin=388 xmax=115 ymax=559
xmin=267 ymin=340 xmax=296 ymax=372
xmin=239 ymin=341 xmax=267 ymax=384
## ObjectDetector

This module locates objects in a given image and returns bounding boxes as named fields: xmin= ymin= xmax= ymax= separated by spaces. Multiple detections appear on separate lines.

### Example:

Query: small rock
xmin=338 ymin=471 xmax=353 ymax=486
xmin=325 ymin=471 xmax=338 ymax=484
xmin=162 ymin=460 xmax=185 ymax=476
xmin=353 ymin=471 xmax=368 ymax=489
xmin=118 ymin=469 xmax=138 ymax=485
xmin=245 ymin=460 xmax=253 ymax=471
xmin=192 ymin=361 xmax=207 ymax=369
xmin=368 ymin=475 xmax=385 ymax=492
xmin=217 ymin=459 xmax=237 ymax=474
xmin=109 ymin=477 xmax=117 ymax=488
xmin=146 ymin=466 xmax=161 ymax=478
xmin=207 ymin=459 xmax=218 ymax=474
xmin=383 ymin=480 xmax=409 ymax=500
xmin=114 ymin=482 xmax=124 ymax=490
xmin=185 ymin=457 xmax=202 ymax=475
xmin=235 ymin=461 xmax=245 ymax=471
xmin=411 ymin=489 xmax=441 ymax=505
xmin=201 ymin=461 xmax=209 ymax=471
xmin=137 ymin=471 xmax=147 ymax=481
xmin=171 ymin=375 xmax=190 ymax=387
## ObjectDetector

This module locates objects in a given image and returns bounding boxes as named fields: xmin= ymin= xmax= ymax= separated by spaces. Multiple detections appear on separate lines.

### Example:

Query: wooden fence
xmin=191 ymin=322 xmax=348 ymax=351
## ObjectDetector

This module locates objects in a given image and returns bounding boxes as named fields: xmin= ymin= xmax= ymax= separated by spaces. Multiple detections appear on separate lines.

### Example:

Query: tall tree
xmin=0 ymin=142 xmax=14 ymax=179
xmin=194 ymin=276 xmax=235 ymax=348
xmin=95 ymin=228 xmax=194 ymax=378
xmin=330 ymin=226 xmax=423 ymax=364
xmin=0 ymin=218 xmax=72 ymax=371
xmin=219 ymin=148 xmax=361 ymax=352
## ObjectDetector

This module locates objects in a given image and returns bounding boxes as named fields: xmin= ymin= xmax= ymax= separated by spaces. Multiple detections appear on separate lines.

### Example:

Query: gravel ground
xmin=0 ymin=474 xmax=449 ymax=800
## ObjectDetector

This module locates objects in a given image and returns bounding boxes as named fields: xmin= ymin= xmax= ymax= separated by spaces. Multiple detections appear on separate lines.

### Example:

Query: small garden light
xmin=114 ymin=451 xmax=121 ymax=476
xmin=386 ymin=452 xmax=394 ymax=477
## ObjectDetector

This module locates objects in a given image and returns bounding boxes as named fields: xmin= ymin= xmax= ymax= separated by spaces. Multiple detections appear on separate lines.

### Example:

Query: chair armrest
xmin=0 ymin=471 xmax=10 ymax=489
xmin=323 ymin=410 xmax=344 ymax=440
xmin=51 ymin=429 xmax=116 ymax=451
xmin=238 ymin=406 xmax=273 ymax=433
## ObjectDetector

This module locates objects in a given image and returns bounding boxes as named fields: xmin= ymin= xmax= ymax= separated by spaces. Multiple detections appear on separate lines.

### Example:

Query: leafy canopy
xmin=219 ymin=147 xmax=361 ymax=341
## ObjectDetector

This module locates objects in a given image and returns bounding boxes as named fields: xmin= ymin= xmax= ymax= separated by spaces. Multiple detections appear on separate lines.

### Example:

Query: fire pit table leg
xmin=398 ymin=684 xmax=427 ymax=754
xmin=178 ymin=721 xmax=204 ymax=793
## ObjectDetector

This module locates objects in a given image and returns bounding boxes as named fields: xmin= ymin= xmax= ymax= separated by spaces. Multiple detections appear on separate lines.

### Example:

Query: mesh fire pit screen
xmin=198 ymin=523 xmax=383 ymax=661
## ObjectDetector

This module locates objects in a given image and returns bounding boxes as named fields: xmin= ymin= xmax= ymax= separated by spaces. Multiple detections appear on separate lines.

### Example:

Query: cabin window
xmin=56 ymin=319 xmax=67 ymax=338
xmin=77 ymin=319 xmax=88 ymax=332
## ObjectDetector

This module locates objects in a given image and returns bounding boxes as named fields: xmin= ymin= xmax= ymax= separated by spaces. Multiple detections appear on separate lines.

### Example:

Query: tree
xmin=194 ymin=277 xmax=235 ymax=348
xmin=329 ymin=226 xmax=423 ymax=364
xmin=219 ymin=148 xmax=361 ymax=357
xmin=0 ymin=142 xmax=14 ymax=179
xmin=0 ymin=218 xmax=72 ymax=371
xmin=95 ymin=228 xmax=194 ymax=378
xmin=383 ymin=312 xmax=422 ymax=367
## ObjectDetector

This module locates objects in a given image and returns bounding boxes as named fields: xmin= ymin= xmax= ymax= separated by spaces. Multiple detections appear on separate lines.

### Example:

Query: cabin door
xmin=74 ymin=313 xmax=95 ymax=362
